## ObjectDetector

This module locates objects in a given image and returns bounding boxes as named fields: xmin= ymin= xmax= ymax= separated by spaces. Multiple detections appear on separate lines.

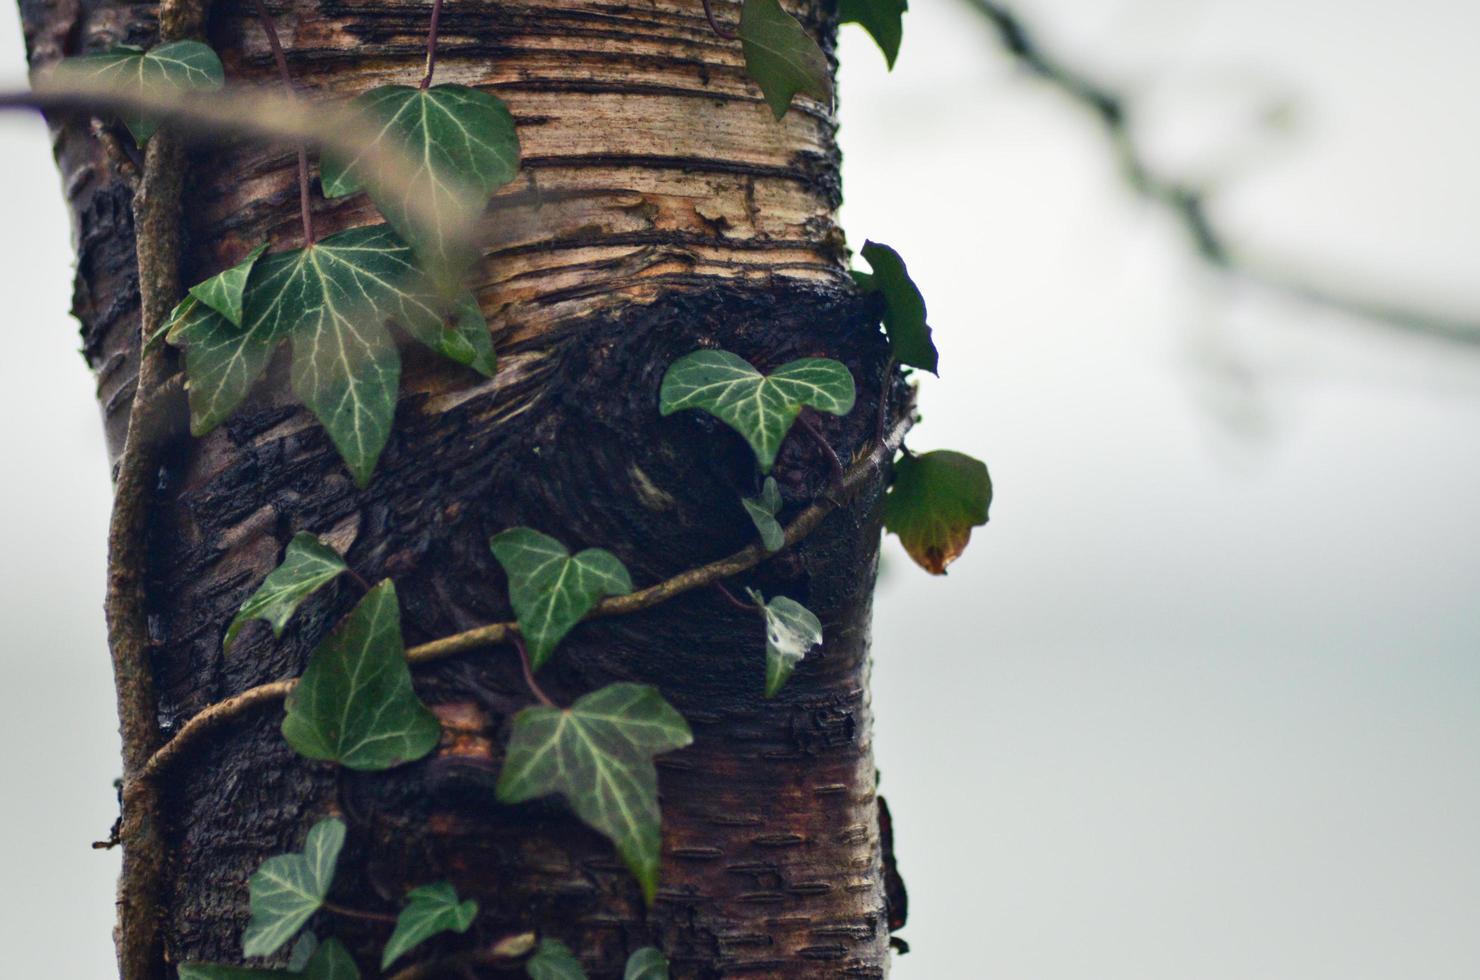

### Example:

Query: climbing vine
xmin=10 ymin=0 xmax=998 ymax=975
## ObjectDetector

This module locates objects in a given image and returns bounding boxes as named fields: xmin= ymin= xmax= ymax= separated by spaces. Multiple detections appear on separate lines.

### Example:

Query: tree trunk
xmin=20 ymin=0 xmax=900 ymax=975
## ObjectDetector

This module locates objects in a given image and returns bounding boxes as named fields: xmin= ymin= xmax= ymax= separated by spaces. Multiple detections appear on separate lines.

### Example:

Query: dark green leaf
xmin=839 ymin=0 xmax=907 ymax=69
xmin=884 ymin=450 xmax=992 ymax=573
xmin=56 ymin=40 xmax=223 ymax=144
xmin=497 ymin=684 xmax=692 ymax=904
xmin=624 ymin=947 xmax=670 ymax=980
xmin=525 ymin=939 xmax=586 ymax=980
xmin=489 ymin=528 xmax=633 ymax=670
xmin=303 ymin=939 xmax=360 ymax=980
xmin=179 ymin=964 xmax=289 ymax=979
xmin=281 ymin=581 xmax=442 ymax=770
xmin=163 ymin=296 xmax=277 ymax=436
xmin=741 ymin=477 xmax=785 ymax=552
xmin=858 ymin=241 xmax=937 ymax=373
xmin=739 ymin=0 xmax=832 ymax=119
xmin=399 ymin=289 xmax=497 ymax=379
xmin=381 ymin=882 xmax=479 ymax=969
xmin=321 ymin=84 xmax=520 ymax=271
xmin=659 ymin=350 xmax=855 ymax=472
xmin=746 ymin=589 xmax=821 ymax=697
xmin=190 ymin=243 xmax=269 ymax=326
xmin=242 ymin=818 xmax=345 ymax=958
xmin=224 ymin=533 xmax=348 ymax=651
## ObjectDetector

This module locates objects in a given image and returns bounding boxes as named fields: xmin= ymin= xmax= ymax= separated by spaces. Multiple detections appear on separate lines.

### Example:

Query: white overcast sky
xmin=2 ymin=1 xmax=1478 ymax=977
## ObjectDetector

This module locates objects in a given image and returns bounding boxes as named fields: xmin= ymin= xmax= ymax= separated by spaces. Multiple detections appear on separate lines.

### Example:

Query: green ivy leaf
xmin=839 ymin=0 xmax=907 ymax=69
xmin=322 ymin=84 xmax=520 ymax=271
xmin=497 ymin=684 xmax=693 ymax=904
xmin=166 ymin=223 xmax=492 ymax=483
xmin=624 ymin=947 xmax=670 ymax=980
xmin=741 ymin=477 xmax=785 ymax=552
xmin=857 ymin=241 xmax=937 ymax=373
xmin=241 ymin=818 xmax=346 ymax=958
xmin=380 ymin=882 xmax=479 ymax=969
xmin=739 ymin=0 xmax=832 ymax=119
xmin=525 ymin=939 xmax=586 ymax=980
xmin=179 ymin=964 xmax=288 ymax=979
xmin=224 ymin=533 xmax=348 ymax=651
xmin=659 ymin=350 xmax=855 ymax=473
xmin=489 ymin=528 xmax=633 ymax=671
xmin=190 ymin=243 xmax=269 ymax=326
xmin=884 ymin=450 xmax=992 ymax=574
xmin=56 ymin=40 xmax=224 ymax=144
xmin=302 ymin=939 xmax=360 ymax=980
xmin=281 ymin=581 xmax=442 ymax=770
xmin=746 ymin=589 xmax=822 ymax=697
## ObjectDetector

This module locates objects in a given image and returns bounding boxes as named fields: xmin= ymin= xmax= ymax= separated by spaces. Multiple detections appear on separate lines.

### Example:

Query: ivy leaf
xmin=659 ymin=350 xmax=855 ymax=473
xmin=224 ymin=533 xmax=348 ymax=651
xmin=497 ymin=684 xmax=693 ymax=904
xmin=746 ymin=589 xmax=822 ymax=697
xmin=741 ymin=477 xmax=785 ymax=552
xmin=884 ymin=450 xmax=992 ymax=574
xmin=241 ymin=818 xmax=346 ymax=958
xmin=56 ymin=40 xmax=224 ymax=144
xmin=179 ymin=964 xmax=288 ymax=979
xmin=739 ymin=0 xmax=832 ymax=120
xmin=281 ymin=580 xmax=442 ymax=770
xmin=380 ymin=882 xmax=479 ymax=970
xmin=839 ymin=0 xmax=907 ymax=69
xmin=401 ymin=289 xmax=497 ymax=379
xmin=163 ymin=296 xmax=278 ymax=436
xmin=321 ymin=84 xmax=520 ymax=271
xmin=302 ymin=939 xmax=360 ymax=980
xmin=526 ymin=939 xmax=587 ymax=980
xmin=190 ymin=243 xmax=269 ymax=326
xmin=489 ymin=528 xmax=633 ymax=671
xmin=857 ymin=241 xmax=937 ymax=374
xmin=624 ymin=947 xmax=670 ymax=980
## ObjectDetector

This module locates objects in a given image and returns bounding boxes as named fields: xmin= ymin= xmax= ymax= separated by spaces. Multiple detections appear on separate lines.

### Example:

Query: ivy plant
xmin=281 ymin=581 xmax=441 ymax=770
xmin=497 ymin=684 xmax=693 ymax=904
xmin=321 ymin=84 xmax=520 ymax=271
xmin=242 ymin=818 xmax=345 ymax=958
xmin=747 ymin=588 xmax=823 ymax=697
xmin=380 ymin=882 xmax=479 ymax=969
xmin=659 ymin=349 xmax=855 ymax=472
xmin=738 ymin=0 xmax=832 ymax=119
xmin=623 ymin=947 xmax=672 ymax=980
xmin=56 ymin=40 xmax=224 ymax=144
xmin=224 ymin=533 xmax=347 ymax=650
xmin=523 ymin=940 xmax=670 ymax=980
xmin=741 ymin=476 xmax=785 ymax=551
xmin=489 ymin=528 xmax=634 ymax=670
xmin=182 ymin=937 xmax=359 ymax=979
xmin=840 ymin=0 xmax=909 ymax=69
xmin=854 ymin=240 xmax=938 ymax=374
xmin=884 ymin=449 xmax=993 ymax=573
xmin=165 ymin=223 xmax=494 ymax=484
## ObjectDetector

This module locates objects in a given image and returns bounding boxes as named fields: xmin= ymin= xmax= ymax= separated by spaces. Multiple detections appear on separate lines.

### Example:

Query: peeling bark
xmin=20 ymin=0 xmax=902 ymax=975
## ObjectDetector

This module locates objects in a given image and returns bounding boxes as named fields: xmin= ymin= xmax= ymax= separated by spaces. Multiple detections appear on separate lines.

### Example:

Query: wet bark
xmin=20 ymin=0 xmax=902 ymax=975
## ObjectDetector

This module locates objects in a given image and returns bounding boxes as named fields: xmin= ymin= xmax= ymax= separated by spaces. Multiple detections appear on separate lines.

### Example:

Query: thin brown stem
xmin=421 ymin=0 xmax=445 ymax=90
xmin=875 ymin=355 xmax=895 ymax=445
xmin=139 ymin=414 xmax=913 ymax=780
xmin=323 ymin=900 xmax=399 ymax=925
xmin=797 ymin=412 xmax=846 ymax=493
xmin=700 ymin=0 xmax=738 ymax=40
xmin=344 ymin=566 xmax=374 ymax=593
xmin=713 ymin=581 xmax=755 ymax=612
xmin=250 ymin=0 xmax=314 ymax=246
xmin=513 ymin=635 xmax=558 ymax=708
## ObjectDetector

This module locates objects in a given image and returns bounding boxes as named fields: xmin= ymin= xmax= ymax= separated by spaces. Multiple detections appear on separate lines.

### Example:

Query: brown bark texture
xmin=19 ymin=0 xmax=904 ymax=975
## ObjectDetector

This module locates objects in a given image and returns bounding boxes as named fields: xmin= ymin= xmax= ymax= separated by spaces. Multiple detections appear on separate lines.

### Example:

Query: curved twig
xmin=140 ymin=414 xmax=911 ymax=780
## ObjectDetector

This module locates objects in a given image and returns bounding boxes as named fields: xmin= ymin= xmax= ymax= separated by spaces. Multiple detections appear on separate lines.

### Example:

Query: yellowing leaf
xmin=883 ymin=450 xmax=992 ymax=573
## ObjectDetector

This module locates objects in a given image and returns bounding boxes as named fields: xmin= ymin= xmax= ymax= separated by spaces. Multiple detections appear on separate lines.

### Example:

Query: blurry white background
xmin=2 ymin=1 xmax=1477 ymax=977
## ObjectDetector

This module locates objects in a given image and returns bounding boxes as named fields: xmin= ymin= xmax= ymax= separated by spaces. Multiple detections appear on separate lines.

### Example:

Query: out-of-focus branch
xmin=963 ymin=0 xmax=1480 ymax=347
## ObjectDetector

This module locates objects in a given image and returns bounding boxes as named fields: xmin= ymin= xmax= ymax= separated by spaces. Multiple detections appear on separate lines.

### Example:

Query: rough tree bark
xmin=20 ymin=0 xmax=904 ymax=975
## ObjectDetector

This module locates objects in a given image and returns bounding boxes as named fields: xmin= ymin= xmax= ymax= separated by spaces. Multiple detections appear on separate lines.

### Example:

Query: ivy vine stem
xmin=249 ymin=0 xmax=314 ymax=245
xmin=713 ymin=581 xmax=755 ymax=613
xmin=421 ymin=0 xmax=444 ymax=90
xmin=700 ymin=0 xmax=738 ymax=40
xmin=139 ymin=412 xmax=912 ymax=781
xmin=322 ymin=900 xmax=399 ymax=924
xmin=796 ymin=411 xmax=846 ymax=493
xmin=513 ymin=634 xmax=558 ymax=708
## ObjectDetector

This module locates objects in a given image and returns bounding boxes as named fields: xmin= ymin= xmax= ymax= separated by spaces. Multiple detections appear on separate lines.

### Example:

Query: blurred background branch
xmin=963 ymin=0 xmax=1480 ymax=347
